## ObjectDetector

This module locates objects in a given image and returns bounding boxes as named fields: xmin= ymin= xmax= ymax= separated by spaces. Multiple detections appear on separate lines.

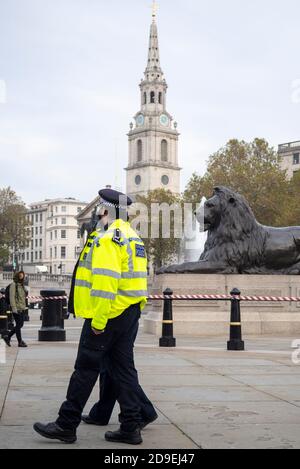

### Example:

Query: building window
xmin=77 ymin=207 xmax=82 ymax=213
xmin=35 ymin=239 xmax=38 ymax=247
xmin=31 ymin=240 xmax=33 ymax=249
xmin=144 ymin=92 xmax=147 ymax=104
xmin=61 ymin=206 xmax=67 ymax=213
xmin=26 ymin=252 xmax=29 ymax=261
xmin=35 ymin=227 xmax=38 ymax=235
xmin=40 ymin=239 xmax=42 ymax=247
xmin=161 ymin=139 xmax=168 ymax=162
xmin=77 ymin=230 xmax=81 ymax=239
xmin=55 ymin=230 xmax=57 ymax=239
xmin=35 ymin=214 xmax=38 ymax=222
xmin=39 ymin=251 xmax=42 ymax=260
xmin=40 ymin=226 xmax=42 ymax=234
xmin=50 ymin=232 xmax=53 ymax=241
xmin=159 ymin=92 xmax=162 ymax=104
xmin=62 ymin=218 xmax=66 ymax=225
xmin=293 ymin=153 xmax=300 ymax=165
xmin=61 ymin=246 xmax=66 ymax=259
xmin=40 ymin=213 xmax=43 ymax=222
xmin=31 ymin=227 xmax=34 ymax=237
xmin=137 ymin=140 xmax=143 ymax=162
xmin=150 ymin=91 xmax=155 ymax=103
xmin=54 ymin=247 xmax=57 ymax=259
xmin=135 ymin=175 xmax=142 ymax=186
xmin=61 ymin=230 xmax=67 ymax=239
xmin=50 ymin=248 xmax=52 ymax=259
xmin=31 ymin=252 xmax=33 ymax=263
xmin=55 ymin=218 xmax=58 ymax=225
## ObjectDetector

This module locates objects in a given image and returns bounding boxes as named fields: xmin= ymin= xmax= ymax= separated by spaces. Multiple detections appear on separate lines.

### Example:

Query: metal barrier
xmin=2 ymin=287 xmax=298 ymax=350
xmin=156 ymin=287 xmax=245 ymax=350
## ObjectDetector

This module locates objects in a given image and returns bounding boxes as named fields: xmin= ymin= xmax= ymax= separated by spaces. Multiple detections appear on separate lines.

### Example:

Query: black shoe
xmin=33 ymin=422 xmax=77 ymax=444
xmin=140 ymin=413 xmax=158 ymax=430
xmin=18 ymin=341 xmax=28 ymax=348
xmin=2 ymin=336 xmax=11 ymax=347
xmin=81 ymin=415 xmax=108 ymax=426
xmin=105 ymin=428 xmax=142 ymax=445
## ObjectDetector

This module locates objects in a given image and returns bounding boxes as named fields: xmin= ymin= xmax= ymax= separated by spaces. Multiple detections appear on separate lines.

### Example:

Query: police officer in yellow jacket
xmin=34 ymin=189 xmax=152 ymax=445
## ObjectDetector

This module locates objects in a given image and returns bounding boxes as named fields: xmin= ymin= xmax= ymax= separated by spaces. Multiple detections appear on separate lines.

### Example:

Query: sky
xmin=0 ymin=0 xmax=299 ymax=205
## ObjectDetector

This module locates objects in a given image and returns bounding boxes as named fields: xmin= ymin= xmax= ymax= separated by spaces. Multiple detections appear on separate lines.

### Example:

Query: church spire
xmin=126 ymin=0 xmax=181 ymax=198
xmin=144 ymin=1 xmax=163 ymax=81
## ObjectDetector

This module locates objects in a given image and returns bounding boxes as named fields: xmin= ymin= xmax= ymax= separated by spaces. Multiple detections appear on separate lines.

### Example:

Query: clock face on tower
xmin=136 ymin=114 xmax=145 ymax=126
xmin=160 ymin=114 xmax=169 ymax=126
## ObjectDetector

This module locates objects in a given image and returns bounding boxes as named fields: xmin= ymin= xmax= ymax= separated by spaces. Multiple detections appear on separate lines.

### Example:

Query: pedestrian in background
xmin=3 ymin=271 xmax=28 ymax=348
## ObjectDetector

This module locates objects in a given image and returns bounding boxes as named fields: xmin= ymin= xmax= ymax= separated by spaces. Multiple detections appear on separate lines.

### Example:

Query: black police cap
xmin=98 ymin=189 xmax=133 ymax=210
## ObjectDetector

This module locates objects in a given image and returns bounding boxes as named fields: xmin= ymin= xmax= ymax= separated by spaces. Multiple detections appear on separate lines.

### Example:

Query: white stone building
xmin=21 ymin=198 xmax=88 ymax=275
xmin=278 ymin=140 xmax=300 ymax=179
xmin=126 ymin=5 xmax=181 ymax=198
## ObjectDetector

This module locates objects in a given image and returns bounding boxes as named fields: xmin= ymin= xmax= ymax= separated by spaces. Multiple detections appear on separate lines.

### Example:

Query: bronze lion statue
xmin=158 ymin=186 xmax=300 ymax=275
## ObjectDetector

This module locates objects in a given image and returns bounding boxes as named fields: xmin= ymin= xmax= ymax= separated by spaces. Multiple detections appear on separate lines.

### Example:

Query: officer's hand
xmin=92 ymin=327 xmax=105 ymax=335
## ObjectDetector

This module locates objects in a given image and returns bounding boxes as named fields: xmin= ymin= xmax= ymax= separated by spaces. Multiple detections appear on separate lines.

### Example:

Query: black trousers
xmin=88 ymin=370 xmax=156 ymax=425
xmin=57 ymin=303 xmax=152 ymax=432
xmin=8 ymin=312 xmax=24 ymax=343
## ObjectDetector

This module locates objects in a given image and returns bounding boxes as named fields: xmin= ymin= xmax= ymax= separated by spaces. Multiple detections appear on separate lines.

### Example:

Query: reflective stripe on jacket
xmin=74 ymin=219 xmax=148 ymax=330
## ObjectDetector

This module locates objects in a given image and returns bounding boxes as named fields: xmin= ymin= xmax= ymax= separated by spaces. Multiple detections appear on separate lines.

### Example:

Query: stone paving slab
xmin=147 ymin=385 xmax=278 ymax=403
xmin=1 ymin=315 xmax=300 ymax=449
xmin=139 ymin=373 xmax=244 ymax=387
xmin=208 ymin=365 xmax=300 ymax=375
xmin=0 ymin=424 xmax=197 ymax=450
xmin=254 ymin=386 xmax=300 ymax=402
xmin=155 ymin=401 xmax=300 ymax=425
xmin=229 ymin=374 xmax=300 ymax=386
xmin=178 ymin=423 xmax=300 ymax=449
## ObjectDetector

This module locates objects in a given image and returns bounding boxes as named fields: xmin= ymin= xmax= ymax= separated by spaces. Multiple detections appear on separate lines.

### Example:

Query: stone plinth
xmin=144 ymin=274 xmax=300 ymax=336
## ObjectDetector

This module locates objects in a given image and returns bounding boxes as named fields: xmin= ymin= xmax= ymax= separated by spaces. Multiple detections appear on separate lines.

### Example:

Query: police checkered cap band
xmin=99 ymin=197 xmax=129 ymax=210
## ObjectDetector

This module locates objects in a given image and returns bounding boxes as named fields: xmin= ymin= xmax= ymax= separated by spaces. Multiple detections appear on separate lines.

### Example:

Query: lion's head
xmin=196 ymin=186 xmax=266 ymax=271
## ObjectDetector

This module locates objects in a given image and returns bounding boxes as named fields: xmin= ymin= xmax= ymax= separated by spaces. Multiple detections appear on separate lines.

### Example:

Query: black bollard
xmin=159 ymin=288 xmax=176 ymax=348
xmin=227 ymin=288 xmax=245 ymax=351
xmin=62 ymin=296 xmax=69 ymax=320
xmin=38 ymin=289 xmax=66 ymax=342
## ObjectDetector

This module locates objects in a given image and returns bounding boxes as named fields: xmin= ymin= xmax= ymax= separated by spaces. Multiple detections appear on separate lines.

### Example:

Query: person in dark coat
xmin=3 ymin=271 xmax=28 ymax=348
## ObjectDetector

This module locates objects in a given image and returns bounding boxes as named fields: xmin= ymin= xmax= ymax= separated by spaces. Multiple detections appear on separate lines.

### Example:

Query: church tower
xmin=126 ymin=2 xmax=181 ymax=198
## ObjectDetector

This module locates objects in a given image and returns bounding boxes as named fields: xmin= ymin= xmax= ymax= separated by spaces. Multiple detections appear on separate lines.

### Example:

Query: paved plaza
xmin=1 ymin=311 xmax=300 ymax=449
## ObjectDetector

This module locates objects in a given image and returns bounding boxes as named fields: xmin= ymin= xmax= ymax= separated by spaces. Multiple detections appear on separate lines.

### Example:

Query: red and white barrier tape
xmin=1 ymin=293 xmax=300 ymax=302
xmin=0 ymin=294 xmax=67 ymax=302
xmin=149 ymin=294 xmax=231 ymax=301
xmin=148 ymin=294 xmax=300 ymax=302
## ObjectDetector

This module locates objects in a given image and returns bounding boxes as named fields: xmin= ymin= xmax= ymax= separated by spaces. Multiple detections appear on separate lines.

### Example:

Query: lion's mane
xmin=200 ymin=187 xmax=268 ymax=273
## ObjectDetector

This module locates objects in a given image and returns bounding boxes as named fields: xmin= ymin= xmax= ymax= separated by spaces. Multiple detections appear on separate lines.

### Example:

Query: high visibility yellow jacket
xmin=74 ymin=219 xmax=148 ymax=331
